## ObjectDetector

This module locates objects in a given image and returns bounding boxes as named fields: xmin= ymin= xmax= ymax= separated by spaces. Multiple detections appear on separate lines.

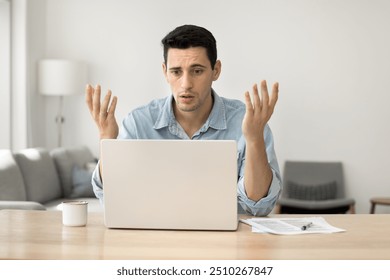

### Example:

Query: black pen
xmin=301 ymin=222 xmax=313 ymax=231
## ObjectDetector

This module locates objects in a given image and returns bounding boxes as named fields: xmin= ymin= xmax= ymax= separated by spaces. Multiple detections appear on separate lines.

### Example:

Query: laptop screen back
xmin=101 ymin=139 xmax=238 ymax=230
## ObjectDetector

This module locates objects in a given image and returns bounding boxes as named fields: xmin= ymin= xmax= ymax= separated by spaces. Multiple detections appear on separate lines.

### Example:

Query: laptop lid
xmin=101 ymin=139 xmax=238 ymax=231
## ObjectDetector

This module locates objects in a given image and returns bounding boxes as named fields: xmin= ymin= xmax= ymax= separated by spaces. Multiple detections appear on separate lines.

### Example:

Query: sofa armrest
xmin=0 ymin=201 xmax=46 ymax=211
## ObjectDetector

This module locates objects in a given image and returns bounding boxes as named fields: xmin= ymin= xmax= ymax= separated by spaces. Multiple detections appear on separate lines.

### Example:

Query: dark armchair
xmin=275 ymin=161 xmax=355 ymax=214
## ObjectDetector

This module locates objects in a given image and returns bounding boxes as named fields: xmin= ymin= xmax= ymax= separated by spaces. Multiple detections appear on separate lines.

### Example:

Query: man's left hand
xmin=242 ymin=80 xmax=279 ymax=142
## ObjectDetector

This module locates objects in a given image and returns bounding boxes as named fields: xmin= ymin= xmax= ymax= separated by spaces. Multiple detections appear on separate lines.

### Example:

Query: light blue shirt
xmin=92 ymin=91 xmax=282 ymax=216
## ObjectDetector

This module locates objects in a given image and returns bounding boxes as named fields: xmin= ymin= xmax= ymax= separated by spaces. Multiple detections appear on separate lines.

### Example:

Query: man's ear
xmin=162 ymin=63 xmax=168 ymax=81
xmin=212 ymin=60 xmax=222 ymax=81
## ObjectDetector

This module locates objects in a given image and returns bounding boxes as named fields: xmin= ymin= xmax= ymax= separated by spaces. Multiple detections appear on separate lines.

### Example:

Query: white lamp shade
xmin=38 ymin=59 xmax=87 ymax=96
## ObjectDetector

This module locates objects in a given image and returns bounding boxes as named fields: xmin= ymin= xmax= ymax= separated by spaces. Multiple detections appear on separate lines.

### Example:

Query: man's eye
xmin=193 ymin=69 xmax=204 ymax=75
xmin=171 ymin=70 xmax=181 ymax=76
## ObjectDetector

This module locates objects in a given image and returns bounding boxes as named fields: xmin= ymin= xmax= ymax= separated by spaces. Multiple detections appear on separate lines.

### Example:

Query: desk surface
xmin=1 ymin=210 xmax=389 ymax=260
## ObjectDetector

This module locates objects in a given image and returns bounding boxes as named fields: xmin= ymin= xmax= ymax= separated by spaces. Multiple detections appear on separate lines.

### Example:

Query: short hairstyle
xmin=161 ymin=25 xmax=217 ymax=69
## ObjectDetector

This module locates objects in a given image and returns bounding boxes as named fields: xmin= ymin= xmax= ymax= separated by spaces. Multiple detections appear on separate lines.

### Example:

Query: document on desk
xmin=240 ymin=217 xmax=346 ymax=235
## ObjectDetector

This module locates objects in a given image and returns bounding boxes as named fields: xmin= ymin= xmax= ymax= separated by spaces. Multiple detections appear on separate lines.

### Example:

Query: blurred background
xmin=1 ymin=0 xmax=389 ymax=214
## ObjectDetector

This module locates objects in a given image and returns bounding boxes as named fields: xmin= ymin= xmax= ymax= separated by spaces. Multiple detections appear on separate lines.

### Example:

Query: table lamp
xmin=38 ymin=59 xmax=87 ymax=147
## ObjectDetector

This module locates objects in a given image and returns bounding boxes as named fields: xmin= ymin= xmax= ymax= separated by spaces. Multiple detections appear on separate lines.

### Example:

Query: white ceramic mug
xmin=62 ymin=201 xmax=88 ymax=226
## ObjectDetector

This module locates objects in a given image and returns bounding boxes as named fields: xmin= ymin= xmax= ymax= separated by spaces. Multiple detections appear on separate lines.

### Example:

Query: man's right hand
xmin=85 ymin=84 xmax=119 ymax=139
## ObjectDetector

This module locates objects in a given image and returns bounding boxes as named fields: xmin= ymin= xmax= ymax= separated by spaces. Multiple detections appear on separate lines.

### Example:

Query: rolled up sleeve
xmin=91 ymin=161 xmax=104 ymax=204
xmin=236 ymin=125 xmax=282 ymax=216
xmin=237 ymin=168 xmax=282 ymax=216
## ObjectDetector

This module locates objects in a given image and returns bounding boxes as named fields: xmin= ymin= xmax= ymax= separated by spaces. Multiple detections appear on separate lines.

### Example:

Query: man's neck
xmin=173 ymin=94 xmax=214 ymax=138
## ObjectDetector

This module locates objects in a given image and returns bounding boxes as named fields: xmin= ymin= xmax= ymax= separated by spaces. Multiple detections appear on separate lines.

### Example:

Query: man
xmin=86 ymin=24 xmax=281 ymax=216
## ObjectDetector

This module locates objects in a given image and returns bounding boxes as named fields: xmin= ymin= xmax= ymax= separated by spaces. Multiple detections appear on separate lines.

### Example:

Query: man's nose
xmin=180 ymin=72 xmax=193 ymax=90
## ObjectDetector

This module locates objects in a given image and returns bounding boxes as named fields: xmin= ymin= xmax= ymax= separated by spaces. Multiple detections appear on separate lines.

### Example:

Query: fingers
xmin=260 ymin=80 xmax=269 ymax=111
xmin=244 ymin=84 xmax=261 ymax=114
xmin=100 ymin=89 xmax=118 ymax=121
xmin=85 ymin=84 xmax=93 ymax=114
xmin=252 ymin=83 xmax=261 ymax=110
xmin=92 ymin=85 xmax=101 ymax=121
xmin=100 ymin=89 xmax=112 ymax=117
xmin=108 ymin=95 xmax=118 ymax=115
xmin=244 ymin=80 xmax=279 ymax=116
xmin=270 ymin=82 xmax=279 ymax=110
xmin=85 ymin=84 xmax=117 ymax=122
xmin=244 ymin=91 xmax=254 ymax=114
xmin=245 ymin=81 xmax=270 ymax=110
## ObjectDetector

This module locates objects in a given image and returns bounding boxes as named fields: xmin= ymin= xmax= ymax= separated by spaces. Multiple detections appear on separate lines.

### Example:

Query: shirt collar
xmin=153 ymin=89 xmax=227 ymax=131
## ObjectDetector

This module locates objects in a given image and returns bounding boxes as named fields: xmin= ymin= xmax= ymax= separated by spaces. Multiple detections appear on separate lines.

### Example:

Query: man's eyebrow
xmin=190 ymin=64 xmax=207 ymax=68
xmin=168 ymin=66 xmax=182 ymax=71
xmin=168 ymin=64 xmax=208 ymax=71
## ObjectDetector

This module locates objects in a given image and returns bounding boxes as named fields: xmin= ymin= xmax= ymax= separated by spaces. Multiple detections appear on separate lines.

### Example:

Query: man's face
xmin=162 ymin=47 xmax=221 ymax=114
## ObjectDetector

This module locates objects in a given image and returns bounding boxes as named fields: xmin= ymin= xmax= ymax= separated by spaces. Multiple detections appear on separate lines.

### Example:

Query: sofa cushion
xmin=70 ymin=165 xmax=95 ymax=198
xmin=0 ymin=150 xmax=27 ymax=201
xmin=50 ymin=146 xmax=95 ymax=198
xmin=0 ymin=201 xmax=46 ymax=210
xmin=44 ymin=197 xmax=103 ymax=212
xmin=13 ymin=148 xmax=62 ymax=203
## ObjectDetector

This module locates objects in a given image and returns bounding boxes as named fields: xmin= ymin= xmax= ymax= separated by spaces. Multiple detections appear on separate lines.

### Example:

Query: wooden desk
xmin=1 ymin=210 xmax=389 ymax=260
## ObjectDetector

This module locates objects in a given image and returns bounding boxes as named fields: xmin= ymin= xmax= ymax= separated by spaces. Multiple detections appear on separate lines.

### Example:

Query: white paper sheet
xmin=240 ymin=217 xmax=346 ymax=235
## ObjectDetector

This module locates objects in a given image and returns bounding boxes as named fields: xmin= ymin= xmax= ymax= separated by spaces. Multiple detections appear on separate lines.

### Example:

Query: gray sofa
xmin=0 ymin=146 xmax=102 ymax=212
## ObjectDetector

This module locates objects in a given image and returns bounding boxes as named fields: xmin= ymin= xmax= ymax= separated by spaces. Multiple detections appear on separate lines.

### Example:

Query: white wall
xmin=11 ymin=0 xmax=29 ymax=151
xmin=28 ymin=0 xmax=390 ymax=213
xmin=0 ymin=0 xmax=11 ymax=149
xmin=27 ymin=0 xmax=47 ymax=148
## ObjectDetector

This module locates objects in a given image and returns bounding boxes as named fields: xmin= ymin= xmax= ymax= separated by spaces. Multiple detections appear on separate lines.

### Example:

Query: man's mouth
xmin=179 ymin=93 xmax=195 ymax=99
xmin=178 ymin=95 xmax=195 ymax=104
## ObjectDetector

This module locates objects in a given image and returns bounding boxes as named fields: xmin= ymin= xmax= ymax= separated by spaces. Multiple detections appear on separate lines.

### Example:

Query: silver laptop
xmin=101 ymin=139 xmax=238 ymax=231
